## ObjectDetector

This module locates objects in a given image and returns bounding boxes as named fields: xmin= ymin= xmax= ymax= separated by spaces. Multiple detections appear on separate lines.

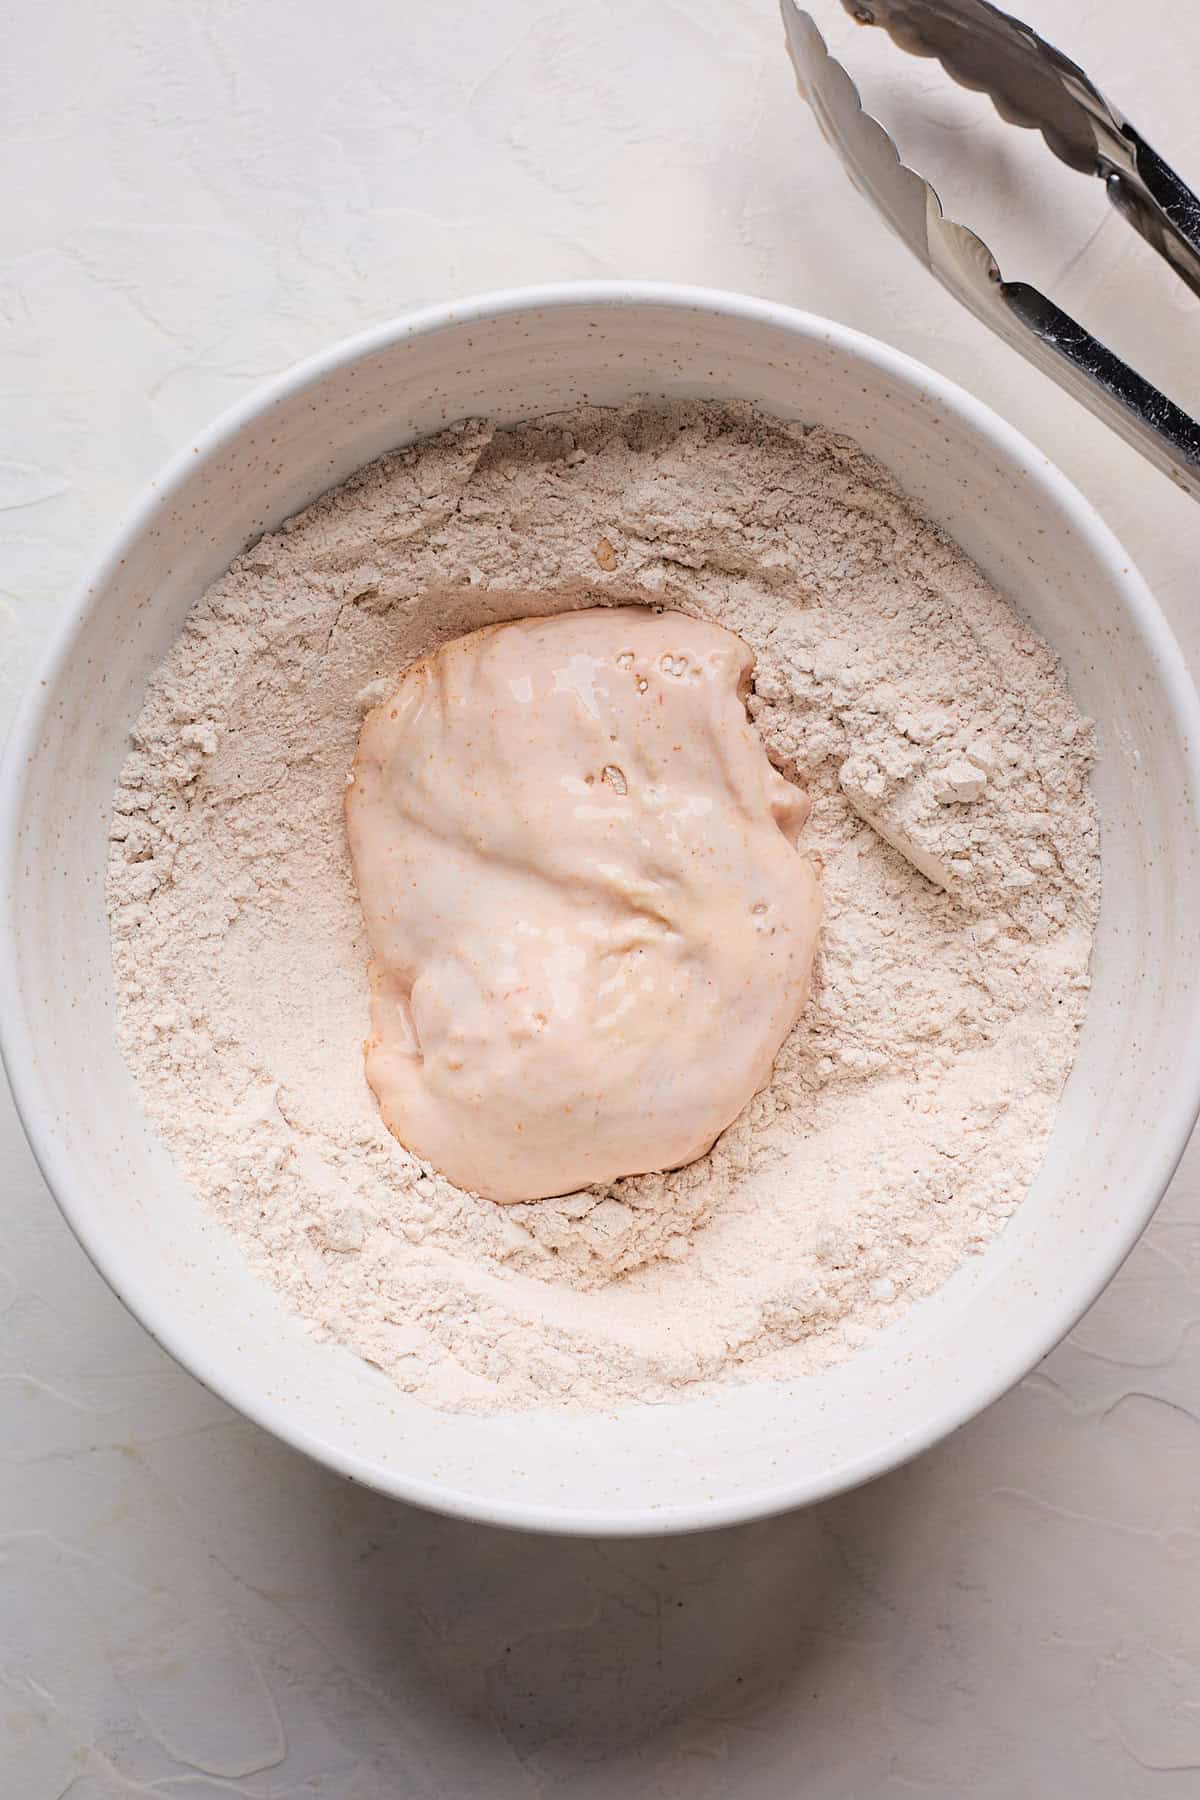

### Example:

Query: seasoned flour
xmin=106 ymin=402 xmax=1099 ymax=1413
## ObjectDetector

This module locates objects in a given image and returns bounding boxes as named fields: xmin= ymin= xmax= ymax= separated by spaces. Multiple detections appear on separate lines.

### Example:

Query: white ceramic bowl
xmin=4 ymin=283 xmax=1200 ymax=1535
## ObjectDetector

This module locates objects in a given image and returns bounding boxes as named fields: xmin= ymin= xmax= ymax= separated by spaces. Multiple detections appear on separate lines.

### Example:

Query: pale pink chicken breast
xmin=345 ymin=607 xmax=822 ymax=1203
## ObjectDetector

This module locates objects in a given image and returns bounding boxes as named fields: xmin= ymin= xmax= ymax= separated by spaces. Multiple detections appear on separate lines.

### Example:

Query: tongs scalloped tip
xmin=779 ymin=0 xmax=1200 ymax=502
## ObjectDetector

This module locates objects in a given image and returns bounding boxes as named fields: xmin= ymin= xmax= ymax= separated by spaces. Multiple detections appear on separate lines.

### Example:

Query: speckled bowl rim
xmin=4 ymin=281 xmax=1200 ymax=1536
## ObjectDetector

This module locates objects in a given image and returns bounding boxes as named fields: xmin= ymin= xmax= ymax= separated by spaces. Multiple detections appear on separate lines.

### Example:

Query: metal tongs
xmin=782 ymin=0 xmax=1200 ymax=500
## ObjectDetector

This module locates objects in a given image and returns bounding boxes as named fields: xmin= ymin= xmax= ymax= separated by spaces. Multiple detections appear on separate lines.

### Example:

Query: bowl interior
xmin=6 ymin=288 xmax=1200 ymax=1533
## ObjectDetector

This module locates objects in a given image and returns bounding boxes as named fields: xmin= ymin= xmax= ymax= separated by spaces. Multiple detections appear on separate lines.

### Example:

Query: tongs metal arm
xmin=852 ymin=0 xmax=1200 ymax=300
xmin=783 ymin=1 xmax=1200 ymax=501
xmin=1106 ymin=133 xmax=1200 ymax=301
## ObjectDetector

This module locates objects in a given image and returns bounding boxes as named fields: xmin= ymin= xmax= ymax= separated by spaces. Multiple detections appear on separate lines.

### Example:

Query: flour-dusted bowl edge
xmin=4 ymin=282 xmax=1200 ymax=1536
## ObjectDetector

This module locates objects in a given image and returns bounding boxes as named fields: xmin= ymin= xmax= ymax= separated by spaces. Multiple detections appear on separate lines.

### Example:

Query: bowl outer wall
xmin=3 ymin=281 xmax=1200 ymax=1535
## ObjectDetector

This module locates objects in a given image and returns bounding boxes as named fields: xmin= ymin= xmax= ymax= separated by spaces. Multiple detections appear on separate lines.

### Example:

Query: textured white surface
xmin=3 ymin=0 xmax=1200 ymax=1791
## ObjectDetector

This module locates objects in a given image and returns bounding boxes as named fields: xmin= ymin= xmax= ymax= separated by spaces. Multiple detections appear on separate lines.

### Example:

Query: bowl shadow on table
xmin=302 ymin=1442 xmax=940 ymax=1770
